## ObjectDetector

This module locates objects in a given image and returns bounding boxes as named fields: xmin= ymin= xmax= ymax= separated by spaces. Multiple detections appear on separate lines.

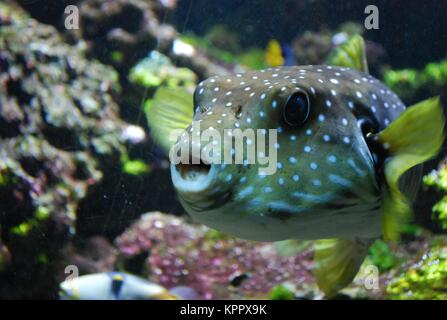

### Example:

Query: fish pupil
xmin=283 ymin=92 xmax=310 ymax=126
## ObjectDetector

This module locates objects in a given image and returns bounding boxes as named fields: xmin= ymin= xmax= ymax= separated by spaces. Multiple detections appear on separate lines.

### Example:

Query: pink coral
xmin=116 ymin=212 xmax=314 ymax=299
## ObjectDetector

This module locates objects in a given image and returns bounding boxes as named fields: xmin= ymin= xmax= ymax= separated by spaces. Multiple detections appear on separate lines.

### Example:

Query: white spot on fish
xmin=328 ymin=174 xmax=352 ymax=187
xmin=330 ymin=78 xmax=339 ymax=84
xmin=327 ymin=155 xmax=337 ymax=163
xmin=312 ymin=179 xmax=322 ymax=187
xmin=239 ymin=186 xmax=254 ymax=198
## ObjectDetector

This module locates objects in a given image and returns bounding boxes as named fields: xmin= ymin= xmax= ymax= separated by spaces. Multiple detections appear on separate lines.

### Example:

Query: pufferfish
xmin=147 ymin=36 xmax=445 ymax=297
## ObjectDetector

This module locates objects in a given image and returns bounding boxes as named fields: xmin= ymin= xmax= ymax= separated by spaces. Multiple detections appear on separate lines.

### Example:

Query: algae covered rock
xmin=129 ymin=50 xmax=197 ymax=90
xmin=385 ymin=237 xmax=447 ymax=299
xmin=0 ymin=2 xmax=129 ymax=298
xmin=71 ymin=0 xmax=177 ymax=72
xmin=116 ymin=212 xmax=315 ymax=300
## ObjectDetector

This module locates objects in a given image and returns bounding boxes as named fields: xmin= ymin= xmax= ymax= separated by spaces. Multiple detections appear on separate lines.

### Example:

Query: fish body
xmin=162 ymin=36 xmax=444 ymax=296
xmin=173 ymin=65 xmax=403 ymax=241
xmin=59 ymin=272 xmax=180 ymax=300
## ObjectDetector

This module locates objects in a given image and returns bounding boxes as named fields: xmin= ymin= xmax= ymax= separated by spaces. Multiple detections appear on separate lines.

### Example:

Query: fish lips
xmin=171 ymin=162 xmax=230 ymax=212
xmin=170 ymin=161 xmax=220 ymax=194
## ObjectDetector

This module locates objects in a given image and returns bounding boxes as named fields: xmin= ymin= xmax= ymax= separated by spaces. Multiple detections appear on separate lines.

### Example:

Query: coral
xmin=116 ymin=212 xmax=315 ymax=299
xmin=60 ymin=236 xmax=118 ymax=278
xmin=368 ymin=240 xmax=398 ymax=272
xmin=383 ymin=59 xmax=447 ymax=103
xmin=70 ymin=0 xmax=177 ymax=73
xmin=0 ymin=2 xmax=130 ymax=298
xmin=386 ymin=238 xmax=447 ymax=299
xmin=179 ymin=33 xmax=266 ymax=71
xmin=129 ymin=51 xmax=197 ymax=90
xmin=292 ymin=31 xmax=333 ymax=65
xmin=205 ymin=25 xmax=241 ymax=54
xmin=423 ymin=163 xmax=447 ymax=230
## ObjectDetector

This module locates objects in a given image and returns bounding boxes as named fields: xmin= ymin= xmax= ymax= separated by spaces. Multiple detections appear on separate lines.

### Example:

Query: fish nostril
xmin=232 ymin=105 xmax=243 ymax=119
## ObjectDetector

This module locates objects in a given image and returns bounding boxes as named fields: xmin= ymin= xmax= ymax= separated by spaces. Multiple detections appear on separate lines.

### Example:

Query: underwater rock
xmin=385 ymin=236 xmax=447 ymax=299
xmin=0 ymin=231 xmax=11 ymax=272
xmin=60 ymin=236 xmax=118 ymax=277
xmin=0 ymin=2 xmax=128 ymax=298
xmin=116 ymin=212 xmax=315 ymax=299
xmin=292 ymin=31 xmax=333 ymax=66
xmin=69 ymin=0 xmax=176 ymax=73
xmin=63 ymin=0 xmax=230 ymax=78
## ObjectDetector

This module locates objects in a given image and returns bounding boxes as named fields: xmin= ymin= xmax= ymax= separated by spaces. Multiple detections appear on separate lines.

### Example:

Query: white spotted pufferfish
xmin=149 ymin=36 xmax=445 ymax=297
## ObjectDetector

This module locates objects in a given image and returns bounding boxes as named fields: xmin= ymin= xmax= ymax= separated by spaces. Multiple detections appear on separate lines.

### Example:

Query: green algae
xmin=386 ymin=241 xmax=447 ymax=299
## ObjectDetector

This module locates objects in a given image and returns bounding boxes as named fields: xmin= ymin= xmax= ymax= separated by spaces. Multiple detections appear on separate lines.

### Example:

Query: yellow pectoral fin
xmin=379 ymin=97 xmax=445 ymax=241
xmin=145 ymin=87 xmax=194 ymax=155
xmin=313 ymin=238 xmax=372 ymax=298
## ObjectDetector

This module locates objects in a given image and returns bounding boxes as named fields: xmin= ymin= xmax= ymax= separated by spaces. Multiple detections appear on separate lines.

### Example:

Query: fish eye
xmin=283 ymin=91 xmax=310 ymax=126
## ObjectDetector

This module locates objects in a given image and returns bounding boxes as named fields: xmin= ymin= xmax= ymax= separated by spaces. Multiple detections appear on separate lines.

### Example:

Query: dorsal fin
xmin=326 ymin=35 xmax=369 ymax=74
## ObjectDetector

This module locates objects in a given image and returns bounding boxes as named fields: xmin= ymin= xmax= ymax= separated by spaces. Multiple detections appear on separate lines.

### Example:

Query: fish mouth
xmin=171 ymin=160 xmax=218 ymax=194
